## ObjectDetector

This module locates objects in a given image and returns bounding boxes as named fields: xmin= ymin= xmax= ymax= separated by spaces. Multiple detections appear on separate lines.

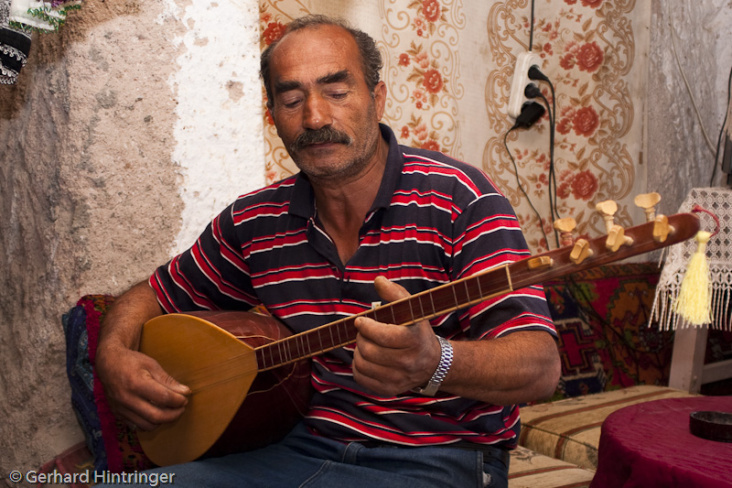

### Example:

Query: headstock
xmin=549 ymin=193 xmax=692 ymax=266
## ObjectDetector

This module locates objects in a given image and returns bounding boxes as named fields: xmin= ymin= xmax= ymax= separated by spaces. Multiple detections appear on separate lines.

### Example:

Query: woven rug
xmin=542 ymin=263 xmax=674 ymax=401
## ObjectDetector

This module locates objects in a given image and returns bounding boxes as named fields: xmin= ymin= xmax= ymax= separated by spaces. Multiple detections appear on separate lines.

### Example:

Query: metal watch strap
xmin=412 ymin=336 xmax=453 ymax=396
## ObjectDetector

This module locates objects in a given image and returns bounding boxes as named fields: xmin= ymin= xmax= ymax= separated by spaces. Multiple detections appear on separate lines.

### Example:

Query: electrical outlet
xmin=508 ymin=51 xmax=542 ymax=120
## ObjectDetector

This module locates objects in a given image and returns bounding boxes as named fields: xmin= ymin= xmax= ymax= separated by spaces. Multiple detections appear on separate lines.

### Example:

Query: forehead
xmin=269 ymin=24 xmax=364 ymax=84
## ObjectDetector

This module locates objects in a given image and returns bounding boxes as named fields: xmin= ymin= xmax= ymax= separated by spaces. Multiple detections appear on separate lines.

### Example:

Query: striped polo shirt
xmin=150 ymin=124 xmax=555 ymax=449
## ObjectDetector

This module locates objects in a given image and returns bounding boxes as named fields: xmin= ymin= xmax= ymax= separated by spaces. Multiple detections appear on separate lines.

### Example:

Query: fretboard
xmin=255 ymin=264 xmax=512 ymax=371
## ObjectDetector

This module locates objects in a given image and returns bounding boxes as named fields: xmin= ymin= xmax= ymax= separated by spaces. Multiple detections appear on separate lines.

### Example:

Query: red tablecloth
xmin=591 ymin=395 xmax=732 ymax=488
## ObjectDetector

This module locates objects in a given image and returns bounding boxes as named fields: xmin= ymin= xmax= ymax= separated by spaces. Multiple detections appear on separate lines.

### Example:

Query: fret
xmin=476 ymin=274 xmax=483 ymax=298
xmin=340 ymin=321 xmax=350 ymax=345
xmin=258 ymin=349 xmax=268 ymax=370
xmin=463 ymin=279 xmax=472 ymax=303
xmin=371 ymin=306 xmax=387 ymax=324
xmin=429 ymin=291 xmax=437 ymax=316
xmin=416 ymin=294 xmax=426 ymax=322
xmin=407 ymin=297 xmax=415 ymax=323
xmin=318 ymin=328 xmax=324 ymax=354
xmin=265 ymin=350 xmax=273 ymax=369
xmin=456 ymin=279 xmax=469 ymax=305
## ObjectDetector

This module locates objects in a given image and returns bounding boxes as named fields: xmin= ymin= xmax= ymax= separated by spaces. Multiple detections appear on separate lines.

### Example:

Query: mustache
xmin=291 ymin=127 xmax=352 ymax=152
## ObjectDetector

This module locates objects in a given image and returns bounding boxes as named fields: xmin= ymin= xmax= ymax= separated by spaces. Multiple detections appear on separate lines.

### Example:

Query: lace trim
xmin=650 ymin=187 xmax=732 ymax=330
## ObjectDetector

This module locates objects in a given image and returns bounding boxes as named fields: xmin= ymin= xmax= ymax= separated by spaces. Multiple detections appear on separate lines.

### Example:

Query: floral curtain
xmin=258 ymin=0 xmax=651 ymax=253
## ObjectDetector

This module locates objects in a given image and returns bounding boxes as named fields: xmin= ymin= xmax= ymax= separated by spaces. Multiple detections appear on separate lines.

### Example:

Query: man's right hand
xmin=96 ymin=343 xmax=191 ymax=431
xmin=94 ymin=280 xmax=191 ymax=431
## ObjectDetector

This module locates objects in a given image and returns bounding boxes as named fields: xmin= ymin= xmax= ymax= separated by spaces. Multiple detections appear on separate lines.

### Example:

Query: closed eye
xmin=283 ymin=98 xmax=302 ymax=108
xmin=328 ymin=91 xmax=349 ymax=100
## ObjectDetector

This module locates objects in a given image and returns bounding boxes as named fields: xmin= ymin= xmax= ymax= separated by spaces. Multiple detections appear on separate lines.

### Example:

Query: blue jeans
xmin=96 ymin=423 xmax=509 ymax=487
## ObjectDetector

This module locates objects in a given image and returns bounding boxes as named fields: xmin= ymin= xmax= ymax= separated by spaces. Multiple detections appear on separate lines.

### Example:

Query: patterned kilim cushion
xmin=518 ymin=385 xmax=696 ymax=470
xmin=508 ymin=446 xmax=594 ymax=488
xmin=63 ymin=295 xmax=154 ymax=473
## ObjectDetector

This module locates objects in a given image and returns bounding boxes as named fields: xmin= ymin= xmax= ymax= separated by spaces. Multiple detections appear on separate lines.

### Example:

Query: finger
xmin=373 ymin=276 xmax=411 ymax=304
xmin=372 ymin=276 xmax=433 ymax=332
xmin=134 ymin=357 xmax=191 ymax=410
xmin=116 ymin=400 xmax=185 ymax=432
xmin=113 ymin=372 xmax=188 ymax=427
xmin=352 ymin=348 xmax=405 ymax=396
xmin=355 ymin=316 xmax=412 ymax=350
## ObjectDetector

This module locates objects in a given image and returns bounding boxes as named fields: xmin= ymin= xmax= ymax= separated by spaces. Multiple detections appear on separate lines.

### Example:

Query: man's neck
xmin=311 ymin=138 xmax=389 ymax=264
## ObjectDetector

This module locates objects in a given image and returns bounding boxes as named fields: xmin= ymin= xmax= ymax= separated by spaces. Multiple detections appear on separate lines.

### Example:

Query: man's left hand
xmin=352 ymin=276 xmax=442 ymax=396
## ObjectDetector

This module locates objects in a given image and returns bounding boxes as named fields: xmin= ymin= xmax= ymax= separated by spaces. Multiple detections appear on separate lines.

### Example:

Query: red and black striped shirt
xmin=150 ymin=125 xmax=555 ymax=449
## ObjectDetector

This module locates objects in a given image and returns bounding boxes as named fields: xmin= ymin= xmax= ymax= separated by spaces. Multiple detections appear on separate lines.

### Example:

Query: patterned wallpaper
xmin=258 ymin=0 xmax=650 ymax=253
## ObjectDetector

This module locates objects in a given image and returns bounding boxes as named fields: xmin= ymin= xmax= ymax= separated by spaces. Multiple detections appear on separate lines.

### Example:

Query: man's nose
xmin=302 ymin=94 xmax=331 ymax=130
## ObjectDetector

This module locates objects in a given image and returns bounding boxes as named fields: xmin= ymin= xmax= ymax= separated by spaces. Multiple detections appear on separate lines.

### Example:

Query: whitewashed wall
xmin=163 ymin=0 xmax=265 ymax=253
xmin=0 ymin=0 xmax=264 ymax=477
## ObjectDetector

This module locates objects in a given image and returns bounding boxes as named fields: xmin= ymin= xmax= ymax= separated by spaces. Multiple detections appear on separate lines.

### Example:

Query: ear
xmin=373 ymin=81 xmax=387 ymax=121
xmin=266 ymin=104 xmax=277 ymax=125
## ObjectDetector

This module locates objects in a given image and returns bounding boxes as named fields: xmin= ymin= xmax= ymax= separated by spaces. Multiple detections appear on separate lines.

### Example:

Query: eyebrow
xmin=317 ymin=70 xmax=351 ymax=85
xmin=273 ymin=69 xmax=353 ymax=95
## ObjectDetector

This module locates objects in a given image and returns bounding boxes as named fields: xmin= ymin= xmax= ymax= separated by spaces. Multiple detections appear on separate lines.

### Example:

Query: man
xmin=96 ymin=14 xmax=560 ymax=488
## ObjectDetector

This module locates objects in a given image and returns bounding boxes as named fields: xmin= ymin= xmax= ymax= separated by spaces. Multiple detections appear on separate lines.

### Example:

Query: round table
xmin=590 ymin=395 xmax=732 ymax=488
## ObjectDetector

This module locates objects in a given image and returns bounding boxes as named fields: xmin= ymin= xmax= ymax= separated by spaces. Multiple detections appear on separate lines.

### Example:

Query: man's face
xmin=266 ymin=25 xmax=386 ymax=182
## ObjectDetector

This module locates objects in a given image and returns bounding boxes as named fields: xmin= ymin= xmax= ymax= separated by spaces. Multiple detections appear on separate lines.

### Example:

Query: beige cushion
xmin=508 ymin=446 xmax=595 ymax=488
xmin=518 ymin=385 xmax=696 ymax=470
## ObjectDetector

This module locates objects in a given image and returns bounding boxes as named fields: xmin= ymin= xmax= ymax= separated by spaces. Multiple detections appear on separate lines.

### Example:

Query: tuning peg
xmin=634 ymin=192 xmax=662 ymax=222
xmin=569 ymin=238 xmax=593 ymax=265
xmin=606 ymin=224 xmax=634 ymax=252
xmin=595 ymin=200 xmax=619 ymax=233
xmin=553 ymin=217 xmax=577 ymax=247
xmin=652 ymin=214 xmax=675 ymax=243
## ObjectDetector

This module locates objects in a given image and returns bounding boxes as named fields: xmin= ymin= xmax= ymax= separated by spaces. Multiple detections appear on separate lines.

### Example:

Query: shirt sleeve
xmin=149 ymin=201 xmax=260 ymax=313
xmin=449 ymin=187 xmax=556 ymax=341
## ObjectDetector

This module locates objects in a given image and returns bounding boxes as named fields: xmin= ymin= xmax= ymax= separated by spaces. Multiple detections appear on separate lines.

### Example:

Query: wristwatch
xmin=412 ymin=336 xmax=453 ymax=396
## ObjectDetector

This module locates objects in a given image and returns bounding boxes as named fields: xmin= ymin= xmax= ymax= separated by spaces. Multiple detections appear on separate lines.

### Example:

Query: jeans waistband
xmin=357 ymin=440 xmax=510 ymax=466
xmin=451 ymin=441 xmax=511 ymax=466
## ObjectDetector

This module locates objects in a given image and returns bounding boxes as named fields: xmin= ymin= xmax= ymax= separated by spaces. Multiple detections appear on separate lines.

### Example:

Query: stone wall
xmin=0 ymin=0 xmax=263 ymax=479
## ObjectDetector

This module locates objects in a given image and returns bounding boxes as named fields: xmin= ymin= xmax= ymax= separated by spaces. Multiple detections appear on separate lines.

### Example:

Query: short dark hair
xmin=260 ymin=14 xmax=383 ymax=107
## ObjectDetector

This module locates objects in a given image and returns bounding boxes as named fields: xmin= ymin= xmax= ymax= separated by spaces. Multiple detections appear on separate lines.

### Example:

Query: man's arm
xmin=441 ymin=330 xmax=560 ymax=404
xmin=96 ymin=281 xmax=191 ymax=431
xmin=352 ymin=276 xmax=560 ymax=405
